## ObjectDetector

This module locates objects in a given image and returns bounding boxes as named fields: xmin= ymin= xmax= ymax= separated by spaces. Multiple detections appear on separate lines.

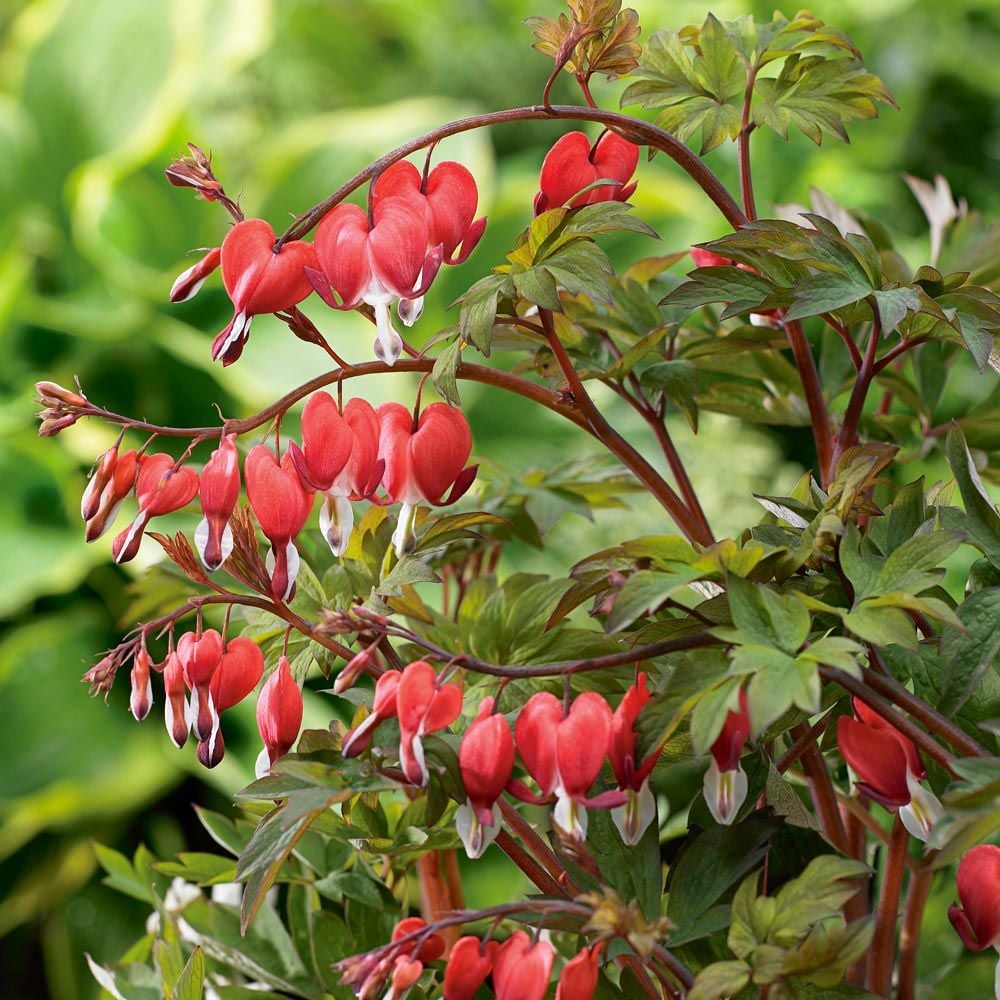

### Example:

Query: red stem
xmin=831 ymin=311 xmax=882 ymax=476
xmin=791 ymin=723 xmax=849 ymax=853
xmin=897 ymin=857 xmax=936 ymax=1000
xmin=867 ymin=816 xmax=910 ymax=996
xmin=738 ymin=66 xmax=759 ymax=220
xmin=782 ymin=317 xmax=835 ymax=485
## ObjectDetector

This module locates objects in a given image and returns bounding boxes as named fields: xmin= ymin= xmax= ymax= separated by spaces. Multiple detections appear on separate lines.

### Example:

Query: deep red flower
xmin=555 ymin=943 xmax=603 ymax=1000
xmin=129 ymin=646 xmax=153 ymax=722
xmin=212 ymin=218 xmax=317 ymax=365
xmin=534 ymin=130 xmax=639 ymax=215
xmin=112 ymin=453 xmax=199 ymax=564
xmin=703 ymin=688 xmax=751 ymax=827
xmin=493 ymin=931 xmax=554 ymax=1000
xmin=837 ymin=697 xmax=941 ymax=840
xmin=392 ymin=916 xmax=446 ymax=963
xmin=457 ymin=697 xmax=515 ymax=857
xmin=244 ymin=445 xmax=314 ymax=601
xmin=396 ymin=660 xmax=463 ymax=786
xmin=443 ymin=936 xmax=498 ymax=1000
xmin=255 ymin=655 xmax=303 ymax=775
xmin=170 ymin=247 xmax=221 ymax=303
xmin=82 ymin=445 xmax=139 ymax=542
xmin=309 ymin=198 xmax=442 ymax=365
xmin=949 ymin=845 xmax=1000 ymax=952
xmin=378 ymin=401 xmax=476 ymax=556
xmin=608 ymin=673 xmax=661 ymax=844
xmin=196 ymin=434 xmax=241 ymax=571
xmin=287 ymin=392 xmax=382 ymax=556
xmin=211 ymin=637 xmax=265 ymax=712
xmin=342 ymin=670 xmax=401 ymax=758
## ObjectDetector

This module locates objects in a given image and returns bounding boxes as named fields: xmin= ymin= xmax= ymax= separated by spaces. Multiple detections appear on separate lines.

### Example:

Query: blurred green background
xmin=1 ymin=0 xmax=998 ymax=997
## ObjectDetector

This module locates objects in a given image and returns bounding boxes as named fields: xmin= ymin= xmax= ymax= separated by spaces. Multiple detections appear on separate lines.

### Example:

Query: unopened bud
xmin=170 ymin=247 xmax=221 ymax=303
xmin=129 ymin=648 xmax=154 ymax=721
xmin=38 ymin=413 xmax=79 ymax=436
xmin=82 ymin=655 xmax=118 ymax=698
xmin=35 ymin=381 xmax=88 ymax=408
xmin=333 ymin=646 xmax=375 ymax=695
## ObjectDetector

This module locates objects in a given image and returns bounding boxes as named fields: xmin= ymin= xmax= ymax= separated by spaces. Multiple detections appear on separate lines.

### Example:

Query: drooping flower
xmin=255 ymin=655 xmax=303 ymax=777
xmin=703 ymin=688 xmax=751 ymax=826
xmin=949 ymin=845 xmax=1000 ymax=999
xmin=82 ymin=444 xmax=139 ymax=542
xmin=195 ymin=434 xmax=241 ymax=571
xmin=371 ymin=159 xmax=486 ymax=324
xmin=212 ymin=218 xmax=317 ymax=365
xmin=196 ymin=636 xmax=266 ymax=768
xmin=112 ymin=453 xmax=200 ymax=564
xmin=392 ymin=916 xmax=446 ymax=963
xmin=493 ymin=931 xmax=554 ymax=1000
xmin=837 ymin=697 xmax=942 ymax=842
xmin=609 ymin=673 xmax=660 ymax=845
xmin=377 ymin=401 xmax=475 ymax=556
xmin=309 ymin=198 xmax=443 ymax=365
xmin=555 ymin=943 xmax=603 ymax=1000
xmin=396 ymin=660 xmax=463 ymax=786
xmin=176 ymin=629 xmax=224 ymax=744
xmin=443 ymin=935 xmax=498 ymax=1000
xmin=162 ymin=651 xmax=189 ymax=749
xmin=129 ymin=646 xmax=154 ymax=722
xmin=456 ymin=697 xmax=515 ymax=858
xmin=511 ymin=691 xmax=625 ymax=839
xmin=341 ymin=670 xmax=401 ymax=758
xmin=534 ymin=130 xmax=639 ymax=215
xmin=244 ymin=445 xmax=315 ymax=601
xmin=287 ymin=392 xmax=381 ymax=556
xmin=169 ymin=247 xmax=221 ymax=303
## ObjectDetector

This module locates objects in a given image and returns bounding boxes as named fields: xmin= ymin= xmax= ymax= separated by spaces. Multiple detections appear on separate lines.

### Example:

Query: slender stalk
xmin=783 ymin=317 xmax=835 ymax=483
xmin=646 ymin=411 xmax=714 ymax=543
xmin=275 ymin=104 xmax=747 ymax=248
xmin=776 ymin=715 xmax=830 ymax=773
xmin=738 ymin=66 xmax=760 ymax=220
xmin=831 ymin=311 xmax=882 ymax=475
xmin=897 ymin=857 xmax=936 ymax=1000
xmin=498 ymin=799 xmax=581 ymax=896
xmin=867 ymin=816 xmax=910 ymax=997
xmin=539 ymin=308 xmax=713 ymax=544
xmin=494 ymin=830 xmax=565 ymax=896
xmin=791 ymin=723 xmax=849 ymax=853
xmin=822 ymin=313 xmax=863 ymax=372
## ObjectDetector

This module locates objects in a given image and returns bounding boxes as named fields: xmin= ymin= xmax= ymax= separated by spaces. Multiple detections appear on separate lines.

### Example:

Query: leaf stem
xmin=782 ymin=316 xmax=835 ymax=484
xmin=831 ymin=310 xmax=883 ymax=475
xmin=738 ymin=66 xmax=759 ymax=220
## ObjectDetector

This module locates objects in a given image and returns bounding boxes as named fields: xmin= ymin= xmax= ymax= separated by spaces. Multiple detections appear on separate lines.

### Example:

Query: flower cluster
xmin=172 ymin=157 xmax=484 ymax=367
xmin=345 ymin=918 xmax=603 ymax=1000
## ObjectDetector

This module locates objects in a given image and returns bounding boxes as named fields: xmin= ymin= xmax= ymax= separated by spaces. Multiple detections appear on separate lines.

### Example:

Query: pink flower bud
xmin=342 ymin=670 xmax=401 ymax=758
xmin=129 ymin=647 xmax=154 ymax=721
xmin=255 ymin=655 xmax=303 ymax=775
xmin=196 ymin=434 xmax=241 ymax=571
xmin=392 ymin=916 xmax=446 ymax=963
xmin=170 ymin=247 xmax=221 ymax=302
xmin=162 ymin=652 xmax=189 ymax=749
xmin=35 ymin=381 xmax=88 ymax=407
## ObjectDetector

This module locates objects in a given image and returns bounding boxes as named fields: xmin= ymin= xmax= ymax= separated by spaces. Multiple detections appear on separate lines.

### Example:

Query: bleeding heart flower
xmin=82 ymin=445 xmax=139 ymax=542
xmin=456 ymin=697 xmax=514 ymax=858
xmin=396 ymin=660 xmax=463 ymax=786
xmin=255 ymin=655 xmax=303 ymax=777
xmin=837 ymin=697 xmax=941 ymax=842
xmin=703 ymin=688 xmax=751 ymax=827
xmin=392 ymin=917 xmax=446 ymax=963
xmin=555 ymin=943 xmax=603 ymax=1000
xmin=386 ymin=956 xmax=423 ymax=1000
xmin=443 ymin=936 xmax=498 ymax=1000
xmin=244 ymin=445 xmax=315 ymax=602
xmin=195 ymin=434 xmax=241 ymax=571
xmin=949 ymin=845 xmax=1000 ymax=952
xmin=609 ymin=673 xmax=660 ymax=845
xmin=493 ymin=931 xmax=554 ymax=1000
xmin=534 ymin=130 xmax=639 ymax=215
xmin=309 ymin=198 xmax=442 ymax=365
xmin=287 ymin=392 xmax=382 ymax=556
xmin=341 ymin=670 xmax=401 ymax=758
xmin=511 ymin=691 xmax=625 ymax=839
xmin=176 ymin=629 xmax=224 ymax=744
xmin=371 ymin=159 xmax=486 ymax=325
xmin=213 ymin=218 xmax=317 ymax=366
xmin=377 ymin=401 xmax=476 ymax=556
xmin=162 ymin=651 xmax=189 ymax=749
xmin=211 ymin=637 xmax=265 ymax=713
xmin=170 ymin=247 xmax=221 ymax=303
xmin=112 ymin=453 xmax=200 ymax=564
xmin=129 ymin=646 xmax=154 ymax=722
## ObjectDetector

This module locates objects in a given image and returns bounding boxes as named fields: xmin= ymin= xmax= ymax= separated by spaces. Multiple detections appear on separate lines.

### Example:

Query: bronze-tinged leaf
xmin=149 ymin=531 xmax=210 ymax=587
xmin=224 ymin=505 xmax=270 ymax=592
xmin=568 ymin=0 xmax=623 ymax=30
xmin=583 ymin=7 xmax=641 ymax=79
xmin=526 ymin=13 xmax=572 ymax=61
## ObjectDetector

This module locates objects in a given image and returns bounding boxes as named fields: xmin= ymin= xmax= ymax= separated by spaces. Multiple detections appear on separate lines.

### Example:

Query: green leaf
xmin=946 ymin=424 xmax=1000 ymax=570
xmin=870 ymin=530 xmax=962 ymax=597
xmin=661 ymin=265 xmax=775 ymax=316
xmin=93 ymin=843 xmax=155 ymax=904
xmin=783 ymin=273 xmax=873 ymax=321
xmin=454 ymin=273 xmax=507 ymax=355
xmin=723 ymin=576 xmax=810 ymax=653
xmin=640 ymin=360 xmax=699 ymax=431
xmin=873 ymin=286 xmax=921 ymax=334
xmin=431 ymin=339 xmax=461 ymax=407
xmin=939 ymin=589 xmax=1000 ymax=715
xmin=171 ymin=946 xmax=204 ymax=1000
xmin=688 ymin=960 xmax=752 ymax=1000
xmin=606 ymin=566 xmax=705 ymax=633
